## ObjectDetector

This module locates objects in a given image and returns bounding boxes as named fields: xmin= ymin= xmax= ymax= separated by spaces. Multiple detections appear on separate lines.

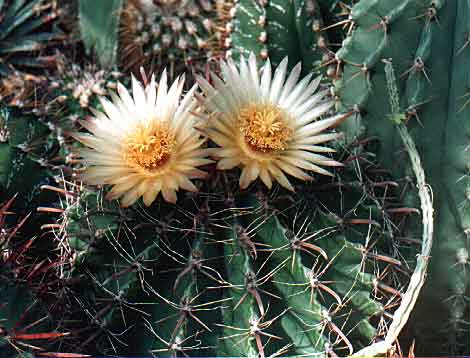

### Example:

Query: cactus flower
xmin=197 ymin=54 xmax=347 ymax=191
xmin=73 ymin=71 xmax=212 ymax=206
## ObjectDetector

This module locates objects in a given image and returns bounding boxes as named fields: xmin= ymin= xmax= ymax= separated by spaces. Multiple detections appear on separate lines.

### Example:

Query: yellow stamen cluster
xmin=239 ymin=103 xmax=292 ymax=153
xmin=123 ymin=120 xmax=175 ymax=171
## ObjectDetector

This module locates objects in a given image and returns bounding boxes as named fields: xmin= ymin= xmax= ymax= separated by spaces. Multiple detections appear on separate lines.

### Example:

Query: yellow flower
xmin=197 ymin=54 xmax=348 ymax=191
xmin=73 ymin=71 xmax=212 ymax=206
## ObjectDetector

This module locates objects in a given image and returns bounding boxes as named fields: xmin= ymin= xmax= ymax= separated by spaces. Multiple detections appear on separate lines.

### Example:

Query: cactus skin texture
xmin=0 ymin=107 xmax=58 ymax=211
xmin=335 ymin=0 xmax=470 ymax=354
xmin=43 ymin=137 xmax=420 ymax=356
xmin=228 ymin=0 xmax=328 ymax=72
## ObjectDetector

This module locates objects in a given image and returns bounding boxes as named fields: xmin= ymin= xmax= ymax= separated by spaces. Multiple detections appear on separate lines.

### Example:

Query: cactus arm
xmin=351 ymin=54 xmax=434 ymax=358
xmin=335 ymin=0 xmax=424 ymax=144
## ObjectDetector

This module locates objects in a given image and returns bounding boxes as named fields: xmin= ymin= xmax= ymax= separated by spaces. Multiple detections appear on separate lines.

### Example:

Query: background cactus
xmin=78 ymin=0 xmax=123 ymax=67
xmin=227 ymin=0 xmax=329 ymax=72
xmin=119 ymin=0 xmax=218 ymax=76
xmin=0 ymin=0 xmax=60 ymax=76
xmin=0 ymin=107 xmax=59 ymax=211
xmin=332 ymin=0 xmax=470 ymax=354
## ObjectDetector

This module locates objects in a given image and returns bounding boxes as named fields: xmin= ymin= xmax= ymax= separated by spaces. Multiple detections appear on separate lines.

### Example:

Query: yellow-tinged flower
xmin=73 ymin=71 xmax=212 ymax=207
xmin=197 ymin=54 xmax=349 ymax=191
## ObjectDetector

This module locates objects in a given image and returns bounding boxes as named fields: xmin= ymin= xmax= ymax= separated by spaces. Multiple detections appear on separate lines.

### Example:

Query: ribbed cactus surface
xmin=43 ymin=139 xmax=420 ymax=356
xmin=334 ymin=0 xmax=470 ymax=354
xmin=228 ymin=0 xmax=328 ymax=72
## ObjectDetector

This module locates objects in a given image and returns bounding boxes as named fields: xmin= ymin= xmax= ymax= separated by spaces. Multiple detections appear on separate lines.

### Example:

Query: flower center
xmin=239 ymin=103 xmax=292 ymax=153
xmin=123 ymin=121 xmax=175 ymax=171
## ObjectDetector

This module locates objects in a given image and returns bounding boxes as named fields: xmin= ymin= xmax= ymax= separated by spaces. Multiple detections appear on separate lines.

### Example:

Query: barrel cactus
xmin=43 ymin=140 xmax=427 ymax=356
xmin=32 ymin=51 xmax=431 ymax=356
xmin=0 ymin=107 xmax=58 ymax=210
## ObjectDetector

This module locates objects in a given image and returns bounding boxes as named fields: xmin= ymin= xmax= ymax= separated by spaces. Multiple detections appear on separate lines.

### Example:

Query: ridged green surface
xmin=0 ymin=196 xmax=69 ymax=357
xmin=0 ymin=278 xmax=49 ymax=358
xmin=119 ymin=0 xmax=217 ymax=74
xmin=336 ymin=0 xmax=470 ymax=354
xmin=56 ymin=139 xmax=415 ymax=356
xmin=0 ymin=108 xmax=56 ymax=209
xmin=230 ymin=0 xmax=326 ymax=71
xmin=217 ymin=221 xmax=259 ymax=357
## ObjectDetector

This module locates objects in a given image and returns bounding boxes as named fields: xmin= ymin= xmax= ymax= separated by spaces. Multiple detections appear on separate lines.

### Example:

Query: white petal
xmin=209 ymin=73 xmax=241 ymax=111
xmin=295 ymin=113 xmax=345 ymax=139
xmin=120 ymin=185 xmax=142 ymax=207
xmin=161 ymin=187 xmax=177 ymax=203
xmin=248 ymin=53 xmax=261 ymax=97
xmin=292 ymin=89 xmax=329 ymax=118
xmin=176 ymin=174 xmax=198 ymax=192
xmin=197 ymin=75 xmax=224 ymax=112
xmin=222 ymin=59 xmax=248 ymax=105
xmin=78 ymin=150 xmax=124 ymax=165
xmin=294 ymin=132 xmax=343 ymax=145
xmin=217 ymin=157 xmax=241 ymax=170
xmin=296 ymin=101 xmax=335 ymax=127
xmin=281 ymin=72 xmax=313 ymax=108
xmin=163 ymin=75 xmax=185 ymax=120
xmin=275 ymin=160 xmax=311 ymax=181
xmin=107 ymin=176 xmax=143 ymax=200
xmin=132 ymin=74 xmax=147 ymax=117
xmin=289 ymin=143 xmax=338 ymax=153
xmin=117 ymin=82 xmax=136 ymax=113
xmin=260 ymin=58 xmax=272 ymax=101
xmin=278 ymin=61 xmax=301 ymax=105
xmin=259 ymin=168 xmax=273 ymax=189
xmin=279 ymin=156 xmax=334 ymax=176
xmin=145 ymin=74 xmax=157 ymax=112
xmin=269 ymin=56 xmax=288 ymax=104
xmin=290 ymin=75 xmax=322 ymax=109
xmin=268 ymin=165 xmax=294 ymax=191
xmin=99 ymin=97 xmax=124 ymax=124
xmin=239 ymin=55 xmax=256 ymax=100
xmin=143 ymin=180 xmax=162 ymax=206
xmin=156 ymin=69 xmax=168 ymax=114
xmin=239 ymin=167 xmax=253 ymax=189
